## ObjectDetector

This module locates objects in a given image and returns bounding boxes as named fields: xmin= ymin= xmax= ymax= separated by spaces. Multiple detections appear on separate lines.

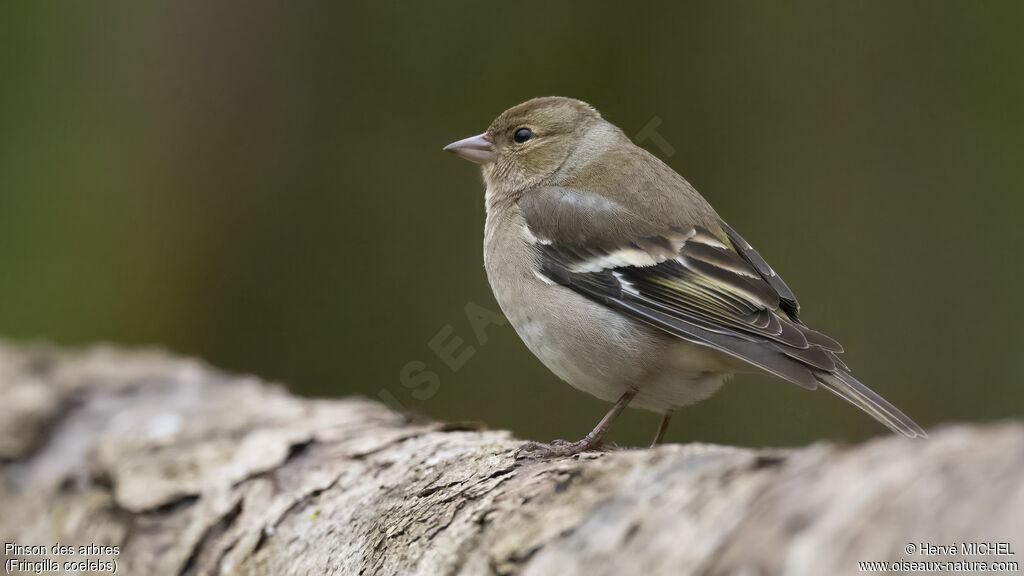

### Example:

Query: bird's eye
xmin=513 ymin=127 xmax=533 ymax=143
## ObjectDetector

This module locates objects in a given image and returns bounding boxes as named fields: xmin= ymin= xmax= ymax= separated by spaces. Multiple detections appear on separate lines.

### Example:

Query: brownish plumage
xmin=444 ymin=97 xmax=925 ymax=456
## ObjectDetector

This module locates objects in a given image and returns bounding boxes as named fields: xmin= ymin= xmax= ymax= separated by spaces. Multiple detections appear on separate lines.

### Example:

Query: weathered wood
xmin=1 ymin=342 xmax=1021 ymax=575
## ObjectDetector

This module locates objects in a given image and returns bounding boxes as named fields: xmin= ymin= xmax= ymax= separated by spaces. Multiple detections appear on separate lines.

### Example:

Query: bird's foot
xmin=515 ymin=437 xmax=604 ymax=460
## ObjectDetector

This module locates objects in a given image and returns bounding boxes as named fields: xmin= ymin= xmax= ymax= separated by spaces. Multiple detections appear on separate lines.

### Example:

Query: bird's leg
xmin=651 ymin=413 xmax=672 ymax=447
xmin=578 ymin=389 xmax=637 ymax=448
xmin=516 ymin=389 xmax=637 ymax=459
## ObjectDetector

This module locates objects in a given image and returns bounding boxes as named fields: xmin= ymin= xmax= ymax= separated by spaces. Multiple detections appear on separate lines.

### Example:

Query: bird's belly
xmin=506 ymin=289 xmax=649 ymax=403
xmin=496 ymin=274 xmax=730 ymax=413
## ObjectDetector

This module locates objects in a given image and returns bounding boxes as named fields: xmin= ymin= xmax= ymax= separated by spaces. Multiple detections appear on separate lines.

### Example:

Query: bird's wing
xmin=520 ymin=186 xmax=925 ymax=438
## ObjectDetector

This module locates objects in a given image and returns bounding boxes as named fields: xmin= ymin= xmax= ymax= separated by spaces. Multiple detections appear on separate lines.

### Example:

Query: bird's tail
xmin=816 ymin=370 xmax=927 ymax=439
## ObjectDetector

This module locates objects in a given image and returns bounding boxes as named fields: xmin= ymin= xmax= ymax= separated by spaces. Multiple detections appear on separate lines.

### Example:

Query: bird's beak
xmin=443 ymin=133 xmax=496 ymax=165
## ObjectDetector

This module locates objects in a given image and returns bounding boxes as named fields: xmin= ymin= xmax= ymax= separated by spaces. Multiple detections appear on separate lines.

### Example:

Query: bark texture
xmin=0 ymin=342 xmax=1021 ymax=576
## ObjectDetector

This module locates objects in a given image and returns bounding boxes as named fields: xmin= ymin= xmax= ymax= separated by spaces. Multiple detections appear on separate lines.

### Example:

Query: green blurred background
xmin=1 ymin=1 xmax=1021 ymax=447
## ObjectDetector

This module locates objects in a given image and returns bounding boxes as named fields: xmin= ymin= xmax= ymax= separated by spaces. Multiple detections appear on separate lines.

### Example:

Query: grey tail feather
xmin=816 ymin=371 xmax=927 ymax=439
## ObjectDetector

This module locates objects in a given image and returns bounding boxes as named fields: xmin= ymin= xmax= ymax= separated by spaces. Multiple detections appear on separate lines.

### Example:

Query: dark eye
xmin=513 ymin=127 xmax=533 ymax=143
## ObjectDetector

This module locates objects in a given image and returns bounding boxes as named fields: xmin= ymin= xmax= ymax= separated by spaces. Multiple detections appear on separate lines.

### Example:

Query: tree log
xmin=1 ymin=342 xmax=1021 ymax=575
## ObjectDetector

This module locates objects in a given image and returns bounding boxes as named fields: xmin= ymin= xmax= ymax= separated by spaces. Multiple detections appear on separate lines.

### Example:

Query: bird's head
xmin=445 ymin=97 xmax=617 ymax=197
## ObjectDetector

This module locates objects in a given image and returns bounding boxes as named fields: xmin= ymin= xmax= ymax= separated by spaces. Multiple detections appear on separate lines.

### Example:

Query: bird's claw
xmin=515 ymin=438 xmax=604 ymax=459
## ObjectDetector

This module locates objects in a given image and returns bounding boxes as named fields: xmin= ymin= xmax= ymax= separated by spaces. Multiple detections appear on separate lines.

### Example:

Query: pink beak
xmin=443 ymin=133 xmax=497 ymax=165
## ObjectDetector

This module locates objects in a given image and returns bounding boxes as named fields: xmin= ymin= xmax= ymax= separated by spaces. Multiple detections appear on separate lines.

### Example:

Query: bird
xmin=443 ymin=96 xmax=926 ymax=457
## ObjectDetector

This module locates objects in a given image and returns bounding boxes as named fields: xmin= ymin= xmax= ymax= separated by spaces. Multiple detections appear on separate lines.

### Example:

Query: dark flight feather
xmin=531 ymin=219 xmax=925 ymax=439
xmin=520 ymin=180 xmax=922 ymax=438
